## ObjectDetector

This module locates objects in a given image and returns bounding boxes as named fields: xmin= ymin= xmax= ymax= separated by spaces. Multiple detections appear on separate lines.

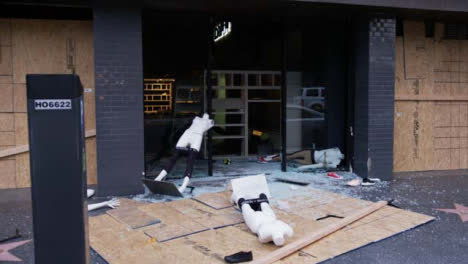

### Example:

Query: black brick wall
xmin=94 ymin=5 xmax=145 ymax=195
xmin=353 ymin=16 xmax=395 ymax=181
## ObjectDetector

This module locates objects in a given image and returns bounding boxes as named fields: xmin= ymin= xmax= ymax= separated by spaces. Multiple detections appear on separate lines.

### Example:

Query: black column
xmin=94 ymin=3 xmax=145 ymax=195
xmin=353 ymin=16 xmax=396 ymax=181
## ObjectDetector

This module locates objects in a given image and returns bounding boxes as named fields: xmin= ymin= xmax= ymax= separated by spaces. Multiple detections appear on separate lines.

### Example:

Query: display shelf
xmin=205 ymin=70 xmax=281 ymax=159
xmin=143 ymin=78 xmax=174 ymax=114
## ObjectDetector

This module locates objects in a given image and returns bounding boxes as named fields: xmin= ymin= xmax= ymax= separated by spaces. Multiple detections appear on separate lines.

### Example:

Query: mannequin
xmin=155 ymin=113 xmax=214 ymax=193
xmin=232 ymin=193 xmax=293 ymax=246
xmin=86 ymin=189 xmax=120 ymax=211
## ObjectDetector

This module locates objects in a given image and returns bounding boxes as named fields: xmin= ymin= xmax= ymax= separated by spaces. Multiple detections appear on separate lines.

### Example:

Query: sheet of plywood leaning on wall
xmin=394 ymin=21 xmax=468 ymax=172
xmin=0 ymin=18 xmax=97 ymax=188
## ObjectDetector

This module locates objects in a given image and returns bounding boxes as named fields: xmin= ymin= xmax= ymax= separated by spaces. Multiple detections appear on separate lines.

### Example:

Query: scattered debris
xmin=296 ymin=148 xmax=344 ymax=171
xmin=327 ymin=172 xmax=342 ymax=179
xmin=346 ymin=178 xmax=361 ymax=187
xmin=225 ymin=251 xmax=253 ymax=263
xmin=274 ymin=178 xmax=309 ymax=186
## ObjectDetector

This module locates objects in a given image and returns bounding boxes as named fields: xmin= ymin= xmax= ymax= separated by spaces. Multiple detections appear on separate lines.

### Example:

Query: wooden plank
xmin=0 ymin=46 xmax=12 ymax=75
xmin=107 ymin=199 xmax=161 ymax=230
xmin=0 ymin=159 xmax=16 ymax=189
xmin=0 ymin=83 xmax=13 ymax=112
xmin=403 ymin=21 xmax=427 ymax=79
xmin=0 ymin=19 xmax=11 ymax=46
xmin=192 ymin=191 xmax=233 ymax=210
xmin=0 ymin=146 xmax=15 ymax=160
xmin=15 ymin=152 xmax=30 ymax=188
xmin=0 ymin=145 xmax=28 ymax=159
xmin=0 ymin=129 xmax=96 ymax=159
xmin=0 ymin=113 xmax=14 ymax=131
xmin=13 ymin=83 xmax=26 ymax=113
xmin=250 ymin=201 xmax=388 ymax=264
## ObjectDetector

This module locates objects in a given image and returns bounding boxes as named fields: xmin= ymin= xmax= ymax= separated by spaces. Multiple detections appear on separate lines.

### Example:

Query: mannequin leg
xmin=178 ymin=149 xmax=197 ymax=193
xmin=183 ymin=149 xmax=197 ymax=178
xmin=155 ymin=150 xmax=181 ymax=181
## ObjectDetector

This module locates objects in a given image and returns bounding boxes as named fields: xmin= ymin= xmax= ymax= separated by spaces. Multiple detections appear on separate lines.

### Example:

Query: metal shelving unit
xmin=204 ymin=70 xmax=281 ymax=159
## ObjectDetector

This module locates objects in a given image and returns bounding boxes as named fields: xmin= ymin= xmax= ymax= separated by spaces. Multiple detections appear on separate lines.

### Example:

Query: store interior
xmin=142 ymin=10 xmax=350 ymax=178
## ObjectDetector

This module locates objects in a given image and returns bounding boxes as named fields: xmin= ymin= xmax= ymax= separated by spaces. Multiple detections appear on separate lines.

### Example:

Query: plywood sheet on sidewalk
xmin=90 ymin=190 xmax=434 ymax=264
xmin=139 ymin=202 xmax=209 ymax=242
xmin=192 ymin=190 xmax=233 ymax=209
xmin=106 ymin=199 xmax=161 ymax=230
xmin=166 ymin=198 xmax=244 ymax=229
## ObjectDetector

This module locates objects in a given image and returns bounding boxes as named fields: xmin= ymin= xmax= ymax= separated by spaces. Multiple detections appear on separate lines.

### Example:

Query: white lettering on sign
xmin=214 ymin=21 xmax=232 ymax=42
xmin=34 ymin=99 xmax=72 ymax=110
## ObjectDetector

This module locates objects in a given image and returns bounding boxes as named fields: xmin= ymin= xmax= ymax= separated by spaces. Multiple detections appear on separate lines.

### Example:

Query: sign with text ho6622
xmin=34 ymin=99 xmax=72 ymax=110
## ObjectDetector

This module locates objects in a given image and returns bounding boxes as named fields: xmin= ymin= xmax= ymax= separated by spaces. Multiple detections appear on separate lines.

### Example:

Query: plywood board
xmin=178 ymin=227 xmax=276 ymax=263
xmin=90 ymin=191 xmax=434 ymax=264
xmin=166 ymin=199 xmax=243 ymax=229
xmin=302 ymin=207 xmax=434 ymax=262
xmin=15 ymin=152 xmax=30 ymax=188
xmin=0 ymin=19 xmax=11 ymax=46
xmin=140 ymin=202 xmax=209 ymax=242
xmin=393 ymin=101 xmax=434 ymax=172
xmin=14 ymin=113 xmax=28 ymax=146
xmin=192 ymin=190 xmax=233 ymax=209
xmin=73 ymin=21 xmax=94 ymax=89
xmin=85 ymin=137 xmax=97 ymax=184
xmin=107 ymin=200 xmax=161 ymax=230
xmin=13 ymin=83 xmax=26 ymax=113
xmin=0 ymin=159 xmax=16 ymax=189
xmin=0 ymin=83 xmax=13 ymax=112
xmin=11 ymin=19 xmax=93 ymax=84
xmin=0 ymin=113 xmax=14 ymax=131
xmin=0 ymin=75 xmax=11 ymax=84
xmin=0 ymin=146 xmax=16 ymax=160
xmin=89 ymin=214 xmax=168 ymax=264
xmin=12 ymin=19 xmax=68 ymax=84
xmin=0 ymin=46 xmax=12 ymax=75
xmin=403 ymin=21 xmax=428 ymax=79
xmin=0 ymin=132 xmax=15 ymax=146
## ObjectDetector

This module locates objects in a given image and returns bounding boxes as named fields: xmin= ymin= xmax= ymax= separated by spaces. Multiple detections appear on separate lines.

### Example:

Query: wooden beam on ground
xmin=251 ymin=201 xmax=388 ymax=264
xmin=0 ymin=129 xmax=96 ymax=159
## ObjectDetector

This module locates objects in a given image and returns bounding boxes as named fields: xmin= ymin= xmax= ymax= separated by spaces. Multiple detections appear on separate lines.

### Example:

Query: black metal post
xmin=207 ymin=16 xmax=214 ymax=176
xmin=281 ymin=17 xmax=288 ymax=172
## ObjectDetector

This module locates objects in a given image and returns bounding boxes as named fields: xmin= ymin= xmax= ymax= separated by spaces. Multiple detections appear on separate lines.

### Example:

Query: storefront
xmin=0 ymin=0 xmax=467 ymax=195
xmin=140 ymin=7 xmax=353 ymax=181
